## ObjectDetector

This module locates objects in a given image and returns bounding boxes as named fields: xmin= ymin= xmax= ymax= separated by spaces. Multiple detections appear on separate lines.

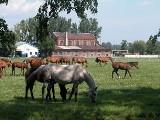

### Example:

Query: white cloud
xmin=0 ymin=0 xmax=43 ymax=16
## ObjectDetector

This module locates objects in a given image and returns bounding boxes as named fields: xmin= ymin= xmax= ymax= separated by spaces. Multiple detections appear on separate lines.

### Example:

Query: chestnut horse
xmin=46 ymin=56 xmax=61 ymax=64
xmin=0 ymin=60 xmax=12 ymax=75
xmin=112 ymin=61 xmax=139 ymax=79
xmin=27 ymin=58 xmax=45 ymax=68
xmin=60 ymin=57 xmax=71 ymax=65
xmin=72 ymin=57 xmax=88 ymax=67
xmin=12 ymin=62 xmax=28 ymax=75
xmin=95 ymin=57 xmax=112 ymax=66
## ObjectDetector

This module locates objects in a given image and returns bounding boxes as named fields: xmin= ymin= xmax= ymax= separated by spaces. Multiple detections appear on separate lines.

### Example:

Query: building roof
xmin=53 ymin=32 xmax=96 ymax=40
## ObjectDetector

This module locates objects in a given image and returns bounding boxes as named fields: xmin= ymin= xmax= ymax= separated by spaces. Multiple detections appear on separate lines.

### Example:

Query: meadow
xmin=0 ymin=58 xmax=160 ymax=120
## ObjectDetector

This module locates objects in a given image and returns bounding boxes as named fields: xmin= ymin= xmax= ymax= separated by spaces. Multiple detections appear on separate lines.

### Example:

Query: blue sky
xmin=0 ymin=0 xmax=160 ymax=44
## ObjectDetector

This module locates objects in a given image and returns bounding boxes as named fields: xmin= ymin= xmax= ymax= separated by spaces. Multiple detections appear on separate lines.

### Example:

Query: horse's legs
xmin=69 ymin=84 xmax=78 ymax=102
xmin=115 ymin=70 xmax=120 ymax=78
xmin=127 ymin=70 xmax=132 ymax=78
xmin=59 ymin=84 xmax=67 ymax=101
xmin=25 ymin=84 xmax=30 ymax=100
xmin=30 ymin=84 xmax=34 ymax=100
xmin=46 ymin=82 xmax=53 ymax=101
xmin=51 ymin=84 xmax=56 ymax=101
xmin=42 ymin=83 xmax=47 ymax=101
xmin=12 ymin=66 xmax=15 ymax=75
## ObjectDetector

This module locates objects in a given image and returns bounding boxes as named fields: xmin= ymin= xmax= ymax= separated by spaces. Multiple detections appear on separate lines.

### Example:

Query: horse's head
xmin=89 ymin=87 xmax=97 ymax=103
xmin=129 ymin=62 xmax=139 ymax=69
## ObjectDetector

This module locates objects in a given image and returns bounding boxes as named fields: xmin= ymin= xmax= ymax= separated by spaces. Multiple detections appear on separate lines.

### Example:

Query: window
xmin=91 ymin=41 xmax=94 ymax=46
xmin=30 ymin=52 xmax=32 ymax=55
xmin=68 ymin=41 xmax=72 ymax=46
xmin=60 ymin=41 xmax=64 ymax=45
xmin=35 ymin=52 xmax=38 ymax=55
xmin=83 ymin=41 xmax=87 ymax=46
xmin=75 ymin=41 xmax=79 ymax=46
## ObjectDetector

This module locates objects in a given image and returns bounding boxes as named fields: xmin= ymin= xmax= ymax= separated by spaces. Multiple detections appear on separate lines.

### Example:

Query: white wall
xmin=125 ymin=55 xmax=159 ymax=58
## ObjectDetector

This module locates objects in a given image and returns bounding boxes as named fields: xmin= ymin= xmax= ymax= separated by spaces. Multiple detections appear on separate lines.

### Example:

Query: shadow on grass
xmin=0 ymin=87 xmax=160 ymax=120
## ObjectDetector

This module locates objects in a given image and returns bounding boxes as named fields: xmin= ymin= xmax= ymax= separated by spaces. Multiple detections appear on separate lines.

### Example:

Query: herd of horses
xmin=0 ymin=56 xmax=139 ymax=103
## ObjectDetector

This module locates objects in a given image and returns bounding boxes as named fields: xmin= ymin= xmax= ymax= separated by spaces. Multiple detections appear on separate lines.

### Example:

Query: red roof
xmin=53 ymin=32 xmax=96 ymax=40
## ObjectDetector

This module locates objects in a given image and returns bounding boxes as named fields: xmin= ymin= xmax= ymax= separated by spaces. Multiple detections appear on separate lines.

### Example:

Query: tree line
xmin=102 ymin=29 xmax=160 ymax=55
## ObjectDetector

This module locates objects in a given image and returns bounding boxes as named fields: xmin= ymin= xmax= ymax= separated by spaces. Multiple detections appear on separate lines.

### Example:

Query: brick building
xmin=51 ymin=32 xmax=111 ymax=58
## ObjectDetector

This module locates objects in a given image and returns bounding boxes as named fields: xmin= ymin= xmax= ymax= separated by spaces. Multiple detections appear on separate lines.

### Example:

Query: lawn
xmin=0 ymin=58 xmax=160 ymax=120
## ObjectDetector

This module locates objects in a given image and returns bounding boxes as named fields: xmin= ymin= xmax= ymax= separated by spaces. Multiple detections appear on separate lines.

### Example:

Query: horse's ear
xmin=95 ymin=87 xmax=97 ymax=90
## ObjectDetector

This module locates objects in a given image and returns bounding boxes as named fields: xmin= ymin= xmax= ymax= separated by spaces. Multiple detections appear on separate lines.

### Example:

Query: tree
xmin=120 ymin=40 xmax=128 ymax=50
xmin=129 ymin=40 xmax=146 ymax=54
xmin=102 ymin=42 xmax=112 ymax=49
xmin=0 ymin=18 xmax=17 ymax=56
xmin=0 ymin=0 xmax=8 ymax=5
xmin=78 ymin=18 xmax=102 ymax=40
xmin=38 ymin=36 xmax=55 ymax=57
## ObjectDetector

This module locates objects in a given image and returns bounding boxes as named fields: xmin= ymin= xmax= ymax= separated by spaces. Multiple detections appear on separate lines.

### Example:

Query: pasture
xmin=0 ymin=58 xmax=160 ymax=120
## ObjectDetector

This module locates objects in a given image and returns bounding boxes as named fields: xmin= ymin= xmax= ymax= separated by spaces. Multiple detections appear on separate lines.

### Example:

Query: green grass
xmin=0 ymin=58 xmax=160 ymax=120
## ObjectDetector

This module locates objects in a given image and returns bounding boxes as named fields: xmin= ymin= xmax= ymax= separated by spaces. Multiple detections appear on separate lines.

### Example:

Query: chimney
xmin=65 ymin=31 xmax=68 ymax=46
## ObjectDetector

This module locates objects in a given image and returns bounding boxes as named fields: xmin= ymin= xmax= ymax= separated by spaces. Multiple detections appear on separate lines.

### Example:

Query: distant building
xmin=15 ymin=42 xmax=39 ymax=57
xmin=51 ymin=32 xmax=111 ymax=57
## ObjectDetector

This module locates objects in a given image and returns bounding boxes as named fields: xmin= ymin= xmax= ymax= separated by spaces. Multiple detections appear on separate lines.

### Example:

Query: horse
xmin=46 ymin=56 xmax=61 ymax=64
xmin=95 ymin=57 xmax=112 ymax=67
xmin=72 ymin=57 xmax=88 ymax=67
xmin=112 ymin=61 xmax=139 ymax=79
xmin=28 ymin=58 xmax=45 ymax=68
xmin=12 ymin=62 xmax=28 ymax=75
xmin=25 ymin=65 xmax=67 ymax=101
xmin=48 ymin=64 xmax=97 ymax=103
xmin=0 ymin=60 xmax=12 ymax=75
xmin=23 ymin=58 xmax=33 ymax=66
xmin=60 ymin=57 xmax=71 ymax=65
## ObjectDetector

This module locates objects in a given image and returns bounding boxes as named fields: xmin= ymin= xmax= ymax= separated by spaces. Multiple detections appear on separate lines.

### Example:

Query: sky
xmin=0 ymin=0 xmax=160 ymax=45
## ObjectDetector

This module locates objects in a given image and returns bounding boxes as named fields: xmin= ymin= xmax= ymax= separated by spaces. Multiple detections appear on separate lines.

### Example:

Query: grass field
xmin=0 ymin=58 xmax=160 ymax=120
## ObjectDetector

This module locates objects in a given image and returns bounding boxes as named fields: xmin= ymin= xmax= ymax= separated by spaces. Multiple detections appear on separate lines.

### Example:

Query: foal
xmin=112 ymin=62 xmax=139 ymax=79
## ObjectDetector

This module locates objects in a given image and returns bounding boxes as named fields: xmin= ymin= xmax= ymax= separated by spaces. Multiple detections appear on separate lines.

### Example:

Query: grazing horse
xmin=95 ymin=57 xmax=112 ymax=66
xmin=28 ymin=58 xmax=45 ymax=68
xmin=72 ymin=57 xmax=88 ymax=67
xmin=12 ymin=62 xmax=28 ymax=75
xmin=25 ymin=65 xmax=67 ymax=101
xmin=60 ymin=57 xmax=71 ymax=65
xmin=112 ymin=61 xmax=139 ymax=79
xmin=48 ymin=64 xmax=97 ymax=103
xmin=0 ymin=60 xmax=12 ymax=75
xmin=46 ymin=56 xmax=61 ymax=64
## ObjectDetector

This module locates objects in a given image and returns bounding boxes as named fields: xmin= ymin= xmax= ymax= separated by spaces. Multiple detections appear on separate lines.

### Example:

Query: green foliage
xmin=120 ymin=40 xmax=128 ymax=50
xmin=129 ymin=40 xmax=146 ymax=54
xmin=0 ymin=18 xmax=17 ymax=56
xmin=37 ymin=36 xmax=55 ymax=57
xmin=79 ymin=18 xmax=102 ymax=40
xmin=0 ymin=58 xmax=160 ymax=120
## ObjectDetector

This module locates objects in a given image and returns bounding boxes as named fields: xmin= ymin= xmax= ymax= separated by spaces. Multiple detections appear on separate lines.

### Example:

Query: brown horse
xmin=72 ymin=57 xmax=88 ymax=67
xmin=0 ymin=60 xmax=12 ymax=75
xmin=112 ymin=61 xmax=139 ymax=79
xmin=60 ymin=57 xmax=71 ymax=65
xmin=95 ymin=57 xmax=112 ymax=66
xmin=25 ymin=65 xmax=67 ymax=101
xmin=12 ymin=62 xmax=28 ymax=75
xmin=28 ymin=58 xmax=45 ymax=68
xmin=23 ymin=58 xmax=33 ymax=66
xmin=46 ymin=56 xmax=61 ymax=64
